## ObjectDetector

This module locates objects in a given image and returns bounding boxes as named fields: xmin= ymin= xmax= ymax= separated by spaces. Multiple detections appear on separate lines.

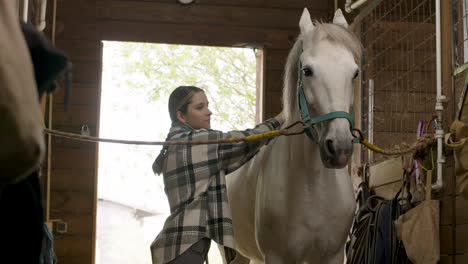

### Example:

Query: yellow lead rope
xmin=361 ymin=139 xmax=384 ymax=154
xmin=352 ymin=128 xmax=436 ymax=156
xmin=44 ymin=122 xmax=304 ymax=146
xmin=240 ymin=130 xmax=282 ymax=141
xmin=45 ymin=125 xmax=434 ymax=156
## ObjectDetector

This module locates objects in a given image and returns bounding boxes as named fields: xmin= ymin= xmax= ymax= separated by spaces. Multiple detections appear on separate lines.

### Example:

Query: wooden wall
xmin=450 ymin=0 xmax=468 ymax=262
xmin=45 ymin=1 xmax=333 ymax=263
xmin=358 ymin=0 xmax=439 ymax=164
xmin=356 ymin=0 xmax=466 ymax=263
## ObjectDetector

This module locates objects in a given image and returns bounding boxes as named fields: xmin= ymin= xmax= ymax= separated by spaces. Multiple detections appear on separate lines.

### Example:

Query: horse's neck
xmin=283 ymin=132 xmax=319 ymax=168
xmin=266 ymin=119 xmax=352 ymax=203
xmin=279 ymin=113 xmax=323 ymax=170
xmin=270 ymin=115 xmax=341 ymax=185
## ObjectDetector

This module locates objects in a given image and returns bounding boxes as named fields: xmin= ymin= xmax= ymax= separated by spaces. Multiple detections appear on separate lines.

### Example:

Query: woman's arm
xmin=216 ymin=117 xmax=282 ymax=174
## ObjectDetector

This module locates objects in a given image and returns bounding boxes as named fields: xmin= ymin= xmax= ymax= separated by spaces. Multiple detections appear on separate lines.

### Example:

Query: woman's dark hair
xmin=168 ymin=86 xmax=204 ymax=123
xmin=153 ymin=86 xmax=204 ymax=175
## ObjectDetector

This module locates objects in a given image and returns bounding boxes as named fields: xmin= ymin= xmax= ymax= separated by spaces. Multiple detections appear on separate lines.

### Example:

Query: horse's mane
xmin=282 ymin=22 xmax=362 ymax=122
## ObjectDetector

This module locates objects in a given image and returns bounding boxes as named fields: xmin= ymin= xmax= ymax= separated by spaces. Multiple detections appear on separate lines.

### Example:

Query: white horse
xmin=226 ymin=8 xmax=362 ymax=264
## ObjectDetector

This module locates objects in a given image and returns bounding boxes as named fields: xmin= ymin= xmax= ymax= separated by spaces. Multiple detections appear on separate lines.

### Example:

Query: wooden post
xmin=441 ymin=0 xmax=453 ymax=122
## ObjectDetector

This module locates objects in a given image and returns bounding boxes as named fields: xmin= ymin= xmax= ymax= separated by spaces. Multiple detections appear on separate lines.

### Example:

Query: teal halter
xmin=297 ymin=61 xmax=356 ymax=144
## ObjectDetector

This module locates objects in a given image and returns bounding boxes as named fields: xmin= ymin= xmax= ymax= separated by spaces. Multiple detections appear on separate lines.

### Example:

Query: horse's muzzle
xmin=319 ymin=138 xmax=353 ymax=168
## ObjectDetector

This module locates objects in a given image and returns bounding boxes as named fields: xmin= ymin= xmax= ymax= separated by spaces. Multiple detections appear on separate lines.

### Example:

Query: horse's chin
xmin=320 ymin=152 xmax=350 ymax=169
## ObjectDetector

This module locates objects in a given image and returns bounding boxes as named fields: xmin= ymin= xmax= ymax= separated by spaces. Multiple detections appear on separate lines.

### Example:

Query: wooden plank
xmin=52 ymin=105 xmax=100 ymax=128
xmin=51 ymin=124 xmax=98 ymax=135
xmin=99 ymin=20 xmax=298 ymax=49
xmin=112 ymin=0 xmax=330 ymax=10
xmin=455 ymin=255 xmax=468 ymax=263
xmin=52 ymin=135 xmax=97 ymax=151
xmin=256 ymin=49 xmax=265 ymax=123
xmin=440 ymin=196 xmax=454 ymax=226
xmin=56 ymin=18 xmax=100 ymax=41
xmin=54 ymin=83 xmax=101 ymax=106
xmin=440 ymin=225 xmax=454 ymax=255
xmin=265 ymin=49 xmax=290 ymax=71
xmin=50 ymin=127 xmax=98 ymax=150
xmin=55 ymin=255 xmax=93 ymax=264
xmin=50 ymin=190 xmax=95 ymax=214
xmin=265 ymin=69 xmax=284 ymax=93
xmin=72 ymin=61 xmax=102 ymax=84
xmin=49 ymin=212 xmax=94 ymax=236
xmin=51 ymin=169 xmax=96 ymax=192
xmin=52 ymin=147 xmax=97 ymax=170
xmin=56 ymin=0 xmax=98 ymax=17
xmin=441 ymin=165 xmax=455 ymax=197
xmin=54 ymin=235 xmax=93 ymax=259
xmin=55 ymin=39 xmax=102 ymax=62
xmin=264 ymin=90 xmax=282 ymax=116
xmin=439 ymin=255 xmax=453 ymax=264
xmin=93 ymin=0 xmax=327 ymax=30
xmin=441 ymin=0 xmax=454 ymax=121
xmin=456 ymin=224 xmax=468 ymax=254
xmin=456 ymin=195 xmax=468 ymax=225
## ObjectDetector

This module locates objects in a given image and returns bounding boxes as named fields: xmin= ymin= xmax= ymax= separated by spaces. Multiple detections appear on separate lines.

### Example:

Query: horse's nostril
xmin=326 ymin=139 xmax=335 ymax=155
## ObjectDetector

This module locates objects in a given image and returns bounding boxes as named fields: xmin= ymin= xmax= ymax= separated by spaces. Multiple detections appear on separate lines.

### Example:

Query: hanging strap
xmin=455 ymin=70 xmax=468 ymax=120
xmin=425 ymin=170 xmax=433 ymax=201
xmin=445 ymin=132 xmax=467 ymax=149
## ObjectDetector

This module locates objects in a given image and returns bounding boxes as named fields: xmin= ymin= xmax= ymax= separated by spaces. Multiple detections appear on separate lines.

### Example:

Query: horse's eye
xmin=353 ymin=69 xmax=359 ymax=80
xmin=302 ymin=67 xmax=313 ymax=77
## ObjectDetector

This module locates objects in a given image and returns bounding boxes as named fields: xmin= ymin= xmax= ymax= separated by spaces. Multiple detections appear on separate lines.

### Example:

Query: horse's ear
xmin=333 ymin=9 xmax=348 ymax=28
xmin=299 ymin=8 xmax=315 ymax=35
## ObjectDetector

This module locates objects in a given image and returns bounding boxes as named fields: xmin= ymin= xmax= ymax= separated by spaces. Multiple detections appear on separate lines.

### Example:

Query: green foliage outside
xmin=106 ymin=41 xmax=257 ymax=131
xmin=98 ymin=42 xmax=257 ymax=264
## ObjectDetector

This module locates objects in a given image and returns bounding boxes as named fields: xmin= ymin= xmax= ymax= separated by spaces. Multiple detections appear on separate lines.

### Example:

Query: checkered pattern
xmin=151 ymin=119 xmax=281 ymax=264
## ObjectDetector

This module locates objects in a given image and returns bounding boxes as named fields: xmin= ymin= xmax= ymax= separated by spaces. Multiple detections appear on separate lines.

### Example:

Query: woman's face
xmin=177 ymin=91 xmax=212 ymax=129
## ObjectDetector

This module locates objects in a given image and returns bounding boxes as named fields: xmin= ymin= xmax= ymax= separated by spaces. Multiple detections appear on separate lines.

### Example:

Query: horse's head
xmin=283 ymin=8 xmax=362 ymax=169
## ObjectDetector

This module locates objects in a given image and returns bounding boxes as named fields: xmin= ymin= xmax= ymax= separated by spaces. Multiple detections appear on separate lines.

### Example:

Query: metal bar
xmin=345 ymin=0 xmax=369 ymax=13
xmin=20 ymin=0 xmax=28 ymax=22
xmin=37 ymin=0 xmax=47 ymax=31
xmin=45 ymin=0 xmax=57 ymax=226
xmin=351 ymin=0 xmax=385 ymax=28
xmin=433 ymin=0 xmax=445 ymax=190
xmin=368 ymin=79 xmax=374 ymax=163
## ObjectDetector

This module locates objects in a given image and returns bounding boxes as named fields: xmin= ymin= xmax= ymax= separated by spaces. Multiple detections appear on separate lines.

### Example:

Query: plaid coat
xmin=151 ymin=119 xmax=281 ymax=264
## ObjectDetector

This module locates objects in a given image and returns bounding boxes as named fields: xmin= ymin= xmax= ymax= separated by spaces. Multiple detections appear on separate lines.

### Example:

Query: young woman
xmin=151 ymin=86 xmax=284 ymax=264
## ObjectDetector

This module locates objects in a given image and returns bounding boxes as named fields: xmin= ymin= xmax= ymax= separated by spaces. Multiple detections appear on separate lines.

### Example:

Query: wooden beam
xmin=99 ymin=0 xmax=329 ymax=11
xmin=99 ymin=19 xmax=298 ymax=49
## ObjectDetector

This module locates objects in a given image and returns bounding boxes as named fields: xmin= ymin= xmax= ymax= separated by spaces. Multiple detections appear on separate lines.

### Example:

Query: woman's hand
xmin=273 ymin=112 xmax=285 ymax=124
